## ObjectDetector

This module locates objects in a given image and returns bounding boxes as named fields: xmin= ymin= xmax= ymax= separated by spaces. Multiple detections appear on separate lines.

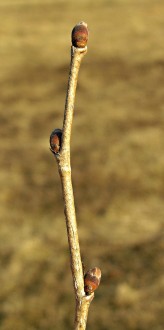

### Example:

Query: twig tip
xmin=72 ymin=21 xmax=89 ymax=48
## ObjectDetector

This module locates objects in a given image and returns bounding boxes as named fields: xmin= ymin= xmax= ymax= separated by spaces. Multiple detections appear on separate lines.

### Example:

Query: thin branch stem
xmin=61 ymin=46 xmax=87 ymax=153
xmin=59 ymin=45 xmax=88 ymax=302
xmin=50 ymin=23 xmax=94 ymax=330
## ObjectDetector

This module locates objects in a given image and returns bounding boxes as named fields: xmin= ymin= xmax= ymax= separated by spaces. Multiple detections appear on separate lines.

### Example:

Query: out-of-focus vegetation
xmin=0 ymin=0 xmax=164 ymax=329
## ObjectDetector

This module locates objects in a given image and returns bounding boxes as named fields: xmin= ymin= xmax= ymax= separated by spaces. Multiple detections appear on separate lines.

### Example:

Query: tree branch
xmin=50 ymin=22 xmax=101 ymax=330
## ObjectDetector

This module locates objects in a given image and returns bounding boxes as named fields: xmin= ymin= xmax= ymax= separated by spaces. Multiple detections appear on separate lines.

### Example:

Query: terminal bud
xmin=72 ymin=21 xmax=88 ymax=48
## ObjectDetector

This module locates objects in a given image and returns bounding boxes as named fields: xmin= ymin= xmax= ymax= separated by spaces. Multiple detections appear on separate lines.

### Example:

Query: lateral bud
xmin=84 ymin=267 xmax=101 ymax=296
xmin=50 ymin=128 xmax=62 ymax=155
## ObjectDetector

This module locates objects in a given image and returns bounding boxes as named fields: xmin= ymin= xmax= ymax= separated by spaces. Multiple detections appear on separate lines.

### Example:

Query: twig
xmin=50 ymin=22 xmax=101 ymax=330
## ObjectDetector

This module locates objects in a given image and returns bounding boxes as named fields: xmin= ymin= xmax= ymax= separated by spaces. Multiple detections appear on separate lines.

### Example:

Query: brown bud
xmin=84 ymin=267 xmax=101 ymax=295
xmin=72 ymin=21 xmax=88 ymax=48
xmin=50 ymin=128 xmax=62 ymax=154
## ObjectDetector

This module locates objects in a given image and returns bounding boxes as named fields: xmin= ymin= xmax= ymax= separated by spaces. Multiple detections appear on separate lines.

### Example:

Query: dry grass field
xmin=0 ymin=0 xmax=164 ymax=329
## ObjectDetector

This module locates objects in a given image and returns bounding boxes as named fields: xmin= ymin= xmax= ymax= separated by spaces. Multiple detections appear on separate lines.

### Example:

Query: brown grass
xmin=0 ymin=0 xmax=164 ymax=329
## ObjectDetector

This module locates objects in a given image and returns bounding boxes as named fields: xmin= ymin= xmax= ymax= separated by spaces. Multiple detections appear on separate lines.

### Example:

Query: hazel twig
xmin=50 ymin=22 xmax=101 ymax=330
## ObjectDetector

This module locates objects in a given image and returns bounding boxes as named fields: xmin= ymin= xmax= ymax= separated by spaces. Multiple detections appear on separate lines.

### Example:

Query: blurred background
xmin=0 ymin=0 xmax=164 ymax=329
